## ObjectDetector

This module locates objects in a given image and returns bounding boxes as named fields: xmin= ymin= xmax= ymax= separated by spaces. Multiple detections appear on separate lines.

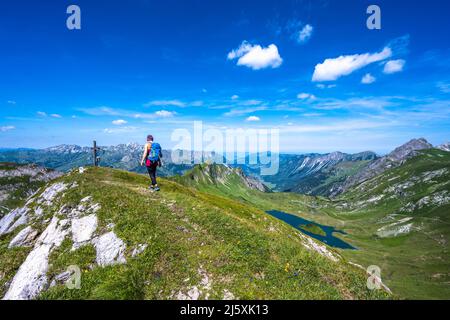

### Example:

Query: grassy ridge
xmin=0 ymin=166 xmax=388 ymax=300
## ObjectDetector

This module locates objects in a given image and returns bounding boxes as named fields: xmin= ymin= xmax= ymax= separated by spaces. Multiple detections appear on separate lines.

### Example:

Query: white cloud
xmin=361 ymin=73 xmax=376 ymax=84
xmin=227 ymin=41 xmax=283 ymax=70
xmin=112 ymin=119 xmax=127 ymax=125
xmin=103 ymin=126 xmax=138 ymax=134
xmin=246 ymin=116 xmax=260 ymax=122
xmin=0 ymin=125 xmax=15 ymax=132
xmin=35 ymin=111 xmax=61 ymax=118
xmin=80 ymin=106 xmax=177 ymax=121
xmin=154 ymin=110 xmax=175 ymax=118
xmin=7 ymin=100 xmax=16 ymax=105
xmin=241 ymin=99 xmax=262 ymax=106
xmin=144 ymin=100 xmax=186 ymax=108
xmin=297 ymin=24 xmax=313 ymax=43
xmin=316 ymin=84 xmax=336 ymax=89
xmin=79 ymin=106 xmax=121 ymax=116
xmin=231 ymin=95 xmax=239 ymax=100
xmin=314 ymin=97 xmax=393 ymax=111
xmin=312 ymin=47 xmax=392 ymax=82
xmin=302 ymin=113 xmax=322 ymax=117
xmin=190 ymin=100 xmax=204 ymax=107
xmin=383 ymin=59 xmax=405 ymax=74
xmin=224 ymin=106 xmax=267 ymax=117
xmin=297 ymin=93 xmax=316 ymax=100
xmin=437 ymin=82 xmax=450 ymax=93
xmin=281 ymin=119 xmax=395 ymax=134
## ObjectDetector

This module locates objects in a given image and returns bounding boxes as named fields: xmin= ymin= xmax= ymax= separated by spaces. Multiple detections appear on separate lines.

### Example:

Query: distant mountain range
xmin=0 ymin=138 xmax=448 ymax=198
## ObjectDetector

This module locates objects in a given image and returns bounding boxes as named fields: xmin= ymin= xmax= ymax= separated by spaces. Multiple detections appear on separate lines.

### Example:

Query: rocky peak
xmin=325 ymin=151 xmax=346 ymax=162
xmin=332 ymin=138 xmax=433 ymax=197
xmin=387 ymin=138 xmax=432 ymax=162
xmin=437 ymin=142 xmax=450 ymax=152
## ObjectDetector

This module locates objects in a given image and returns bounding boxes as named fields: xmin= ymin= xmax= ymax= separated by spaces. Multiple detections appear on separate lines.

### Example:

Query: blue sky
xmin=0 ymin=0 xmax=449 ymax=153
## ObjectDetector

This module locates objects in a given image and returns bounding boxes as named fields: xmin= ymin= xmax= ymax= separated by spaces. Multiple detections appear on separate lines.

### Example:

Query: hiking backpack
xmin=148 ymin=142 xmax=162 ymax=162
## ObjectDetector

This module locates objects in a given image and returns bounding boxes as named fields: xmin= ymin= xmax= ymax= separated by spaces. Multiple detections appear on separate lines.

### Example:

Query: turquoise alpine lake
xmin=266 ymin=210 xmax=356 ymax=250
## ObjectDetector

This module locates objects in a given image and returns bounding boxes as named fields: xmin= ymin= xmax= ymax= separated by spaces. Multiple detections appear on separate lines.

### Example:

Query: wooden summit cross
xmin=92 ymin=140 xmax=101 ymax=167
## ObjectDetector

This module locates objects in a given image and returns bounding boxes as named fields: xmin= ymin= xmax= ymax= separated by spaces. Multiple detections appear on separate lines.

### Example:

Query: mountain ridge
xmin=331 ymin=138 xmax=434 ymax=196
xmin=0 ymin=165 xmax=387 ymax=300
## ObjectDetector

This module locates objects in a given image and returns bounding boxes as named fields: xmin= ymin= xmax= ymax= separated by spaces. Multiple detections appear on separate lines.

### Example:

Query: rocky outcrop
xmin=0 ymin=164 xmax=63 ymax=216
xmin=92 ymin=231 xmax=127 ymax=267
xmin=235 ymin=167 xmax=271 ymax=192
xmin=3 ymin=217 xmax=70 ymax=300
xmin=437 ymin=142 xmax=450 ymax=152
xmin=8 ymin=226 xmax=39 ymax=248
xmin=1 ymin=177 xmax=128 ymax=300
xmin=0 ymin=164 xmax=61 ymax=181
xmin=0 ymin=207 xmax=29 ymax=236
xmin=71 ymin=214 xmax=98 ymax=249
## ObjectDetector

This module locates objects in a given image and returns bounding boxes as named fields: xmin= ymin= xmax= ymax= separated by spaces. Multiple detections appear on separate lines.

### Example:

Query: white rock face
xmin=35 ymin=206 xmax=43 ymax=216
xmin=0 ymin=165 xmax=61 ymax=181
xmin=1 ymin=178 xmax=129 ymax=300
xmin=176 ymin=286 xmax=201 ymax=300
xmin=174 ymin=267 xmax=213 ymax=300
xmin=298 ymin=233 xmax=339 ymax=262
xmin=437 ymin=142 xmax=450 ymax=152
xmin=8 ymin=226 xmax=38 ymax=248
xmin=223 ymin=289 xmax=235 ymax=300
xmin=0 ymin=207 xmax=29 ymax=236
xmin=93 ymin=231 xmax=127 ymax=266
xmin=37 ymin=182 xmax=68 ymax=206
xmin=131 ymin=244 xmax=148 ymax=257
xmin=37 ymin=217 xmax=70 ymax=247
xmin=3 ymin=217 xmax=70 ymax=300
xmin=377 ymin=221 xmax=414 ymax=238
xmin=71 ymin=214 xmax=98 ymax=249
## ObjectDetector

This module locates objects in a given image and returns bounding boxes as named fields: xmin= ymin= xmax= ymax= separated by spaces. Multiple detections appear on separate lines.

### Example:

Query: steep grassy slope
xmin=171 ymin=163 xmax=270 ymax=197
xmin=0 ymin=167 xmax=387 ymax=300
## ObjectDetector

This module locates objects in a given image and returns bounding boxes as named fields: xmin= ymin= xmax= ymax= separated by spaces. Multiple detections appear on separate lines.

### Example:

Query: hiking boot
xmin=154 ymin=186 xmax=160 ymax=192
xmin=148 ymin=185 xmax=154 ymax=191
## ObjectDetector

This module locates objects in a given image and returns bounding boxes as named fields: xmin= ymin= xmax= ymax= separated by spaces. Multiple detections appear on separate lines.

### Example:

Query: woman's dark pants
xmin=146 ymin=162 xmax=158 ymax=186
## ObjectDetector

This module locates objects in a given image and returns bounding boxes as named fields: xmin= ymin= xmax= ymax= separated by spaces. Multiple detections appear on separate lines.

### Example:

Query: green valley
xmin=173 ymin=150 xmax=449 ymax=299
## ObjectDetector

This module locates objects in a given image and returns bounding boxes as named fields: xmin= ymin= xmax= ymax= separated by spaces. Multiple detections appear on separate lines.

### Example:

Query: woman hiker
xmin=140 ymin=134 xmax=162 ymax=191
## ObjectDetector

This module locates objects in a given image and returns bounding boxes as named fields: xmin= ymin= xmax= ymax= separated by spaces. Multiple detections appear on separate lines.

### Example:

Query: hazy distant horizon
xmin=1 ymin=135 xmax=447 ymax=157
